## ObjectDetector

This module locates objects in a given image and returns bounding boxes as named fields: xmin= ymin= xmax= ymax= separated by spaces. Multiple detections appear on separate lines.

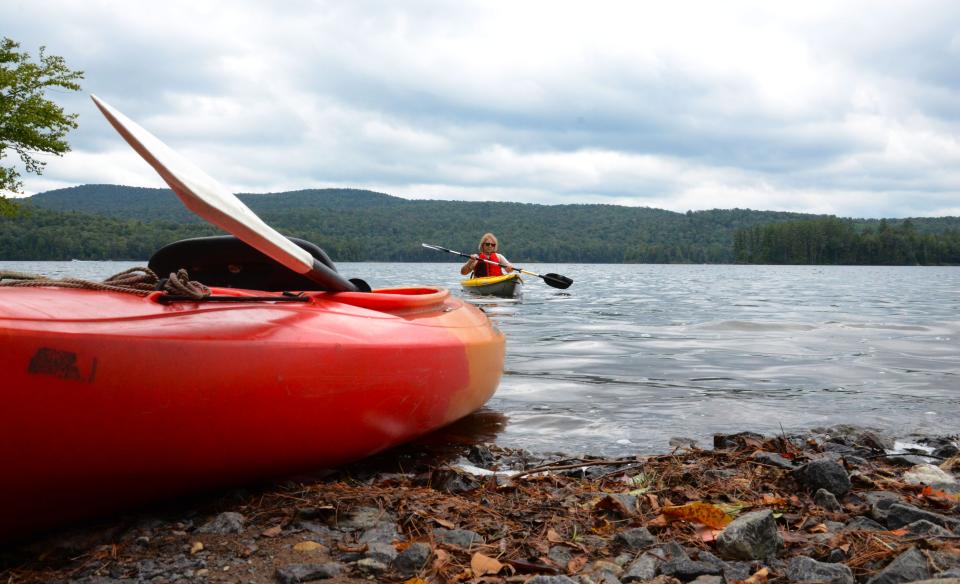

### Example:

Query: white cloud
xmin=5 ymin=0 xmax=960 ymax=217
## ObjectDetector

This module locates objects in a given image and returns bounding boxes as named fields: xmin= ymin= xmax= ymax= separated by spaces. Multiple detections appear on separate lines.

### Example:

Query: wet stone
xmin=933 ymin=443 xmax=959 ymax=459
xmin=752 ymin=451 xmax=798 ymax=469
xmin=713 ymin=432 xmax=765 ymax=451
xmin=885 ymin=454 xmax=934 ymax=467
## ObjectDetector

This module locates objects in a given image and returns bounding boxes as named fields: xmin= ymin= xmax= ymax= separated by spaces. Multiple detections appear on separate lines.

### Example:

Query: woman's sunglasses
xmin=482 ymin=242 xmax=496 ymax=247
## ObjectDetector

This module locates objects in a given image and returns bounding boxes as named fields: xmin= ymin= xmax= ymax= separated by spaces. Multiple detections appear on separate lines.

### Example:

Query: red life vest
xmin=474 ymin=252 xmax=503 ymax=277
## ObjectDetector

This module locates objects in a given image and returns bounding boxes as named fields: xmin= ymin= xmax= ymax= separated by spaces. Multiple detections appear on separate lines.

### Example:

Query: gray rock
xmin=713 ymin=432 xmax=765 ymax=450
xmin=787 ymin=556 xmax=854 ymax=584
xmin=338 ymin=506 xmax=391 ymax=530
xmin=195 ymin=511 xmax=244 ymax=534
xmin=866 ymin=547 xmax=930 ymax=584
xmin=622 ymin=553 xmax=659 ymax=582
xmin=905 ymin=519 xmax=954 ymax=538
xmin=886 ymin=454 xmax=934 ymax=467
xmin=689 ymin=576 xmax=723 ymax=584
xmin=795 ymin=458 xmax=851 ymax=497
xmin=886 ymin=502 xmax=960 ymax=530
xmin=526 ymin=576 xmax=579 ymax=584
xmin=660 ymin=557 xmax=722 ymax=579
xmin=356 ymin=557 xmax=389 ymax=575
xmin=826 ymin=548 xmax=847 ymax=563
xmin=716 ymin=509 xmax=783 ymax=560
xmin=275 ymin=562 xmax=342 ymax=583
xmin=932 ymin=443 xmax=959 ymax=459
xmin=365 ymin=541 xmax=398 ymax=564
xmin=814 ymin=488 xmax=843 ymax=512
xmin=433 ymin=527 xmax=483 ymax=549
xmin=549 ymin=545 xmax=575 ymax=568
xmin=855 ymin=430 xmax=895 ymax=451
xmin=864 ymin=491 xmax=902 ymax=523
xmin=843 ymin=516 xmax=886 ymax=531
xmin=358 ymin=521 xmax=400 ymax=544
xmin=723 ymin=563 xmax=756 ymax=583
xmin=392 ymin=541 xmax=433 ymax=577
xmin=614 ymin=527 xmax=657 ymax=550
xmin=590 ymin=559 xmax=624 ymax=578
xmin=753 ymin=451 xmax=798 ymax=469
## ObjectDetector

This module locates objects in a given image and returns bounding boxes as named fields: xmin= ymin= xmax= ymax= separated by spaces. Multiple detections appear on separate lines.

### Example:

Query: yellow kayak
xmin=461 ymin=272 xmax=523 ymax=298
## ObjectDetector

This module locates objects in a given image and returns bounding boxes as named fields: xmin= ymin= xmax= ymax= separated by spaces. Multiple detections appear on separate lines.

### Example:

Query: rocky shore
xmin=2 ymin=424 xmax=959 ymax=584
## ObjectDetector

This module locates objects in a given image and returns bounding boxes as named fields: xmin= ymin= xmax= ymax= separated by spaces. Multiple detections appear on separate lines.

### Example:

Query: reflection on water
xmin=4 ymin=261 xmax=959 ymax=456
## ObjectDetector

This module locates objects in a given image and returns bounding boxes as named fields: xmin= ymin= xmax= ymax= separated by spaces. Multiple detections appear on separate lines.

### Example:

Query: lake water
xmin=3 ymin=260 xmax=958 ymax=456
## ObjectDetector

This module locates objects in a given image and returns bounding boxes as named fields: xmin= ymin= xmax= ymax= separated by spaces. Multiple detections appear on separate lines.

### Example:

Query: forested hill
xmin=4 ymin=184 xmax=960 ymax=262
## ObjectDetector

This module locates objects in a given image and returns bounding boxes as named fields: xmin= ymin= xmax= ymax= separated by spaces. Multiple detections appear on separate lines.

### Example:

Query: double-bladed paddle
xmin=422 ymin=243 xmax=573 ymax=290
xmin=91 ymin=95 xmax=366 ymax=293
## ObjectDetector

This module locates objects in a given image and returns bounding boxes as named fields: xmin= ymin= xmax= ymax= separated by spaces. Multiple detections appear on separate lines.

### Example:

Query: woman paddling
xmin=461 ymin=233 xmax=514 ymax=277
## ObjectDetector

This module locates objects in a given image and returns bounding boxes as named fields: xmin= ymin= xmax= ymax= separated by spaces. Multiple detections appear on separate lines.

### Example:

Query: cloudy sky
xmin=6 ymin=1 xmax=960 ymax=217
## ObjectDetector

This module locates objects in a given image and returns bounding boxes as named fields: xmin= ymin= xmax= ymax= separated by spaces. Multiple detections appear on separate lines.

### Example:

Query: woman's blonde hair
xmin=478 ymin=233 xmax=499 ymax=252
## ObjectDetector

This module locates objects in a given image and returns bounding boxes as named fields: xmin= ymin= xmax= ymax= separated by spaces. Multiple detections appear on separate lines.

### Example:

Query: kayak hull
xmin=461 ymin=273 xmax=523 ymax=298
xmin=0 ymin=285 xmax=503 ymax=539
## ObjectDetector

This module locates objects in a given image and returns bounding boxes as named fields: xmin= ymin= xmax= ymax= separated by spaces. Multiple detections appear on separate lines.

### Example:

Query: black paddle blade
xmin=542 ymin=273 xmax=573 ymax=289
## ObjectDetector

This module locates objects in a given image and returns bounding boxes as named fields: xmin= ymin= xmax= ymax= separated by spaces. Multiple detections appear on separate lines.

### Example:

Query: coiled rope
xmin=0 ymin=267 xmax=211 ymax=299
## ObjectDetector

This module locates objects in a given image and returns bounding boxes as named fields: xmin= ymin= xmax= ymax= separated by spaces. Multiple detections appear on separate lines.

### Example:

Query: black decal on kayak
xmin=27 ymin=348 xmax=91 ymax=382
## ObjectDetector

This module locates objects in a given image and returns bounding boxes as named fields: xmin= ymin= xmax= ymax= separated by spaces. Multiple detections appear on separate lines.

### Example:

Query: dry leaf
xmin=695 ymin=524 xmax=720 ymax=542
xmin=404 ymin=578 xmax=427 ymax=584
xmin=734 ymin=566 xmax=769 ymax=584
xmin=432 ymin=516 xmax=456 ymax=529
xmin=470 ymin=552 xmax=504 ymax=577
xmin=808 ymin=523 xmax=828 ymax=534
xmin=662 ymin=501 xmax=732 ymax=529
xmin=647 ymin=514 xmax=669 ymax=527
xmin=261 ymin=526 xmax=282 ymax=538
xmin=546 ymin=528 xmax=563 ymax=543
xmin=293 ymin=541 xmax=325 ymax=552
xmin=189 ymin=541 xmax=203 ymax=555
xmin=433 ymin=548 xmax=450 ymax=568
xmin=567 ymin=555 xmax=588 ymax=574
xmin=761 ymin=494 xmax=787 ymax=506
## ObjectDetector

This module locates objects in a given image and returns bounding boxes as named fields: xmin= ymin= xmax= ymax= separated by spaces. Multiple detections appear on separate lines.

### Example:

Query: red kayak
xmin=0 ymin=281 xmax=503 ymax=539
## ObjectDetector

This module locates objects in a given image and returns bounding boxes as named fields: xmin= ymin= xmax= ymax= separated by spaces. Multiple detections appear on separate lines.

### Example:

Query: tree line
xmin=3 ymin=185 xmax=959 ymax=264
xmin=733 ymin=217 xmax=960 ymax=265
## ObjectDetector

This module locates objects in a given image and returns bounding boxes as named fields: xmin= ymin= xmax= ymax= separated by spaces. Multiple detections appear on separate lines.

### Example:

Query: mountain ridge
xmin=4 ymin=184 xmax=959 ymax=262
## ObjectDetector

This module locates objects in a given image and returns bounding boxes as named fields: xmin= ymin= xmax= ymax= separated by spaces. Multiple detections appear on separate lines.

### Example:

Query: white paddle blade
xmin=90 ymin=94 xmax=313 ymax=275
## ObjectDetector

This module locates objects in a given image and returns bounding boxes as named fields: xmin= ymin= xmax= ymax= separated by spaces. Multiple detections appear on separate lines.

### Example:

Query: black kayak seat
xmin=148 ymin=235 xmax=337 ymax=291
